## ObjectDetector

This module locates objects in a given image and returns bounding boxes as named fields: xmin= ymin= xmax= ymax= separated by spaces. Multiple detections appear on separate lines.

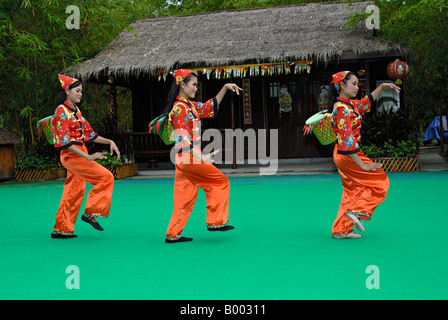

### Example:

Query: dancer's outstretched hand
xmin=362 ymin=162 xmax=382 ymax=171
xmin=380 ymin=82 xmax=401 ymax=94
xmin=88 ymin=152 xmax=107 ymax=161
xmin=110 ymin=141 xmax=121 ymax=160
xmin=224 ymin=83 xmax=243 ymax=95
xmin=202 ymin=149 xmax=220 ymax=164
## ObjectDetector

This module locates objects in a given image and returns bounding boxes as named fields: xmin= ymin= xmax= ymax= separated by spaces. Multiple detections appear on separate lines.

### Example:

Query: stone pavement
xmin=418 ymin=146 xmax=448 ymax=172
xmin=131 ymin=146 xmax=448 ymax=180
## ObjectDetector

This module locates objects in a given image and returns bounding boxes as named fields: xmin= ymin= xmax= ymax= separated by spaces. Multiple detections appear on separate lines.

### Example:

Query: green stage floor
xmin=0 ymin=171 xmax=447 ymax=300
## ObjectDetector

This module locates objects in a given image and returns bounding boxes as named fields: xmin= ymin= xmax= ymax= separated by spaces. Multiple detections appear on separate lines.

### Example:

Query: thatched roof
xmin=0 ymin=128 xmax=21 ymax=145
xmin=67 ymin=1 xmax=409 ymax=82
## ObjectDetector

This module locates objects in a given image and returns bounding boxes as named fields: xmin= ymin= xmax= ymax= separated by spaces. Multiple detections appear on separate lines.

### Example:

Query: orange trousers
xmin=332 ymin=145 xmax=389 ymax=237
xmin=166 ymin=150 xmax=230 ymax=240
xmin=52 ymin=144 xmax=114 ymax=235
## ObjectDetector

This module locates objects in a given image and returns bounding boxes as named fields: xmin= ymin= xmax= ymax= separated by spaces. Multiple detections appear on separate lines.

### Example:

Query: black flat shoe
xmin=81 ymin=215 xmax=104 ymax=231
xmin=165 ymin=236 xmax=193 ymax=243
xmin=51 ymin=233 xmax=78 ymax=239
xmin=208 ymin=225 xmax=235 ymax=232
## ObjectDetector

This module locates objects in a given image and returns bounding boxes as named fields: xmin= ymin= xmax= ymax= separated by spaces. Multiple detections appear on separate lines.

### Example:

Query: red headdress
xmin=331 ymin=71 xmax=350 ymax=93
xmin=58 ymin=74 xmax=79 ymax=91
xmin=174 ymin=69 xmax=193 ymax=86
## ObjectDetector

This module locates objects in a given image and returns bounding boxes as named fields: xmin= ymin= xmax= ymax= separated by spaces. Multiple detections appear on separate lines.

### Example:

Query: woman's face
xmin=180 ymin=76 xmax=198 ymax=99
xmin=66 ymin=84 xmax=83 ymax=105
xmin=341 ymin=75 xmax=359 ymax=98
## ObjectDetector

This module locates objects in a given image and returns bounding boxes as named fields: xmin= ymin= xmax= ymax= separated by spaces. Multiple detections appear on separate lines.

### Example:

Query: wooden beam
xmin=230 ymin=85 xmax=237 ymax=169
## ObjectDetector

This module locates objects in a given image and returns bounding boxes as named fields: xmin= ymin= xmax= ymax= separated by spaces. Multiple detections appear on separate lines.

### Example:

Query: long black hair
xmin=57 ymin=80 xmax=82 ymax=105
xmin=159 ymin=72 xmax=198 ymax=126
xmin=327 ymin=71 xmax=357 ymax=111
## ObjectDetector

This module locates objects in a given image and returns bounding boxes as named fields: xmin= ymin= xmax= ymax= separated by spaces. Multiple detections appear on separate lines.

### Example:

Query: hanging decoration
xmin=387 ymin=59 xmax=410 ymax=85
xmin=278 ymin=85 xmax=292 ymax=118
xmin=318 ymin=85 xmax=329 ymax=111
xmin=357 ymin=69 xmax=367 ymax=98
xmin=242 ymin=79 xmax=252 ymax=125
xmin=156 ymin=61 xmax=313 ymax=82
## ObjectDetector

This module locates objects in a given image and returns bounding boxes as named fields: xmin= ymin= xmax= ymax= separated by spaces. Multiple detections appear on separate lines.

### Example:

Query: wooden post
xmin=230 ymin=86 xmax=237 ymax=169
xmin=108 ymin=76 xmax=118 ymax=134
xmin=262 ymin=77 xmax=269 ymax=157
xmin=149 ymin=76 xmax=155 ymax=120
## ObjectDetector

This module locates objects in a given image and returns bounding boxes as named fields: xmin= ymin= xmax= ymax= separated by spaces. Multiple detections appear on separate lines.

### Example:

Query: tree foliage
xmin=0 ymin=0 xmax=164 ymax=152
xmin=166 ymin=0 xmax=344 ymax=14
xmin=348 ymin=0 xmax=448 ymax=150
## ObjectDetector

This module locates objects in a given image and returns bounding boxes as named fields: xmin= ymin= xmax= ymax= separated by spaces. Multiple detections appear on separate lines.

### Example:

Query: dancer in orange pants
xmin=166 ymin=148 xmax=230 ymax=240
xmin=332 ymin=146 xmax=389 ymax=238
xmin=158 ymin=69 xmax=242 ymax=243
xmin=53 ymin=145 xmax=114 ymax=236
xmin=51 ymin=74 xmax=120 ymax=238
xmin=325 ymin=71 xmax=400 ymax=238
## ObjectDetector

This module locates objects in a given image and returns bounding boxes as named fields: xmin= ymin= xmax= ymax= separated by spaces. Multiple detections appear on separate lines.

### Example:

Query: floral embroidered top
xmin=52 ymin=101 xmax=98 ymax=150
xmin=169 ymin=95 xmax=218 ymax=151
xmin=330 ymin=93 xmax=375 ymax=155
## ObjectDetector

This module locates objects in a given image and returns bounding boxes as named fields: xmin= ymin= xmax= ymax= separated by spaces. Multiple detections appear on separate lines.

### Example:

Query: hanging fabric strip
xmin=242 ymin=79 xmax=252 ymax=125
xmin=156 ymin=61 xmax=313 ymax=81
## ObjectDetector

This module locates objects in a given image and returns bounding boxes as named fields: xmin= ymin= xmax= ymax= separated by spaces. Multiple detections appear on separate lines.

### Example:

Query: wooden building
xmin=66 ymin=2 xmax=409 ymax=163
xmin=0 ymin=128 xmax=21 ymax=181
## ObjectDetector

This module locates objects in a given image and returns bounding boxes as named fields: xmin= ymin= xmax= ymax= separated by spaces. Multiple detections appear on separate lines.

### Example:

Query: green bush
xmin=15 ymin=153 xmax=58 ymax=169
xmin=95 ymin=151 xmax=123 ymax=168
xmin=361 ymin=139 xmax=417 ymax=158
xmin=361 ymin=108 xmax=418 ymax=148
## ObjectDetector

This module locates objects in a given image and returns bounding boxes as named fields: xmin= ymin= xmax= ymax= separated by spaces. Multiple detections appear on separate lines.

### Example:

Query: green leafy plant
xmin=360 ymin=144 xmax=384 ymax=158
xmin=87 ymin=115 xmax=135 ymax=164
xmin=361 ymin=139 xmax=417 ymax=158
xmin=15 ymin=152 xmax=58 ymax=169
xmin=95 ymin=151 xmax=123 ymax=168
xmin=361 ymin=107 xmax=418 ymax=148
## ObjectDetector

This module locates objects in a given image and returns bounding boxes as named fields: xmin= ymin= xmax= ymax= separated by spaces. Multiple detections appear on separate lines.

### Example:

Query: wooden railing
xmin=125 ymin=132 xmax=171 ymax=168
xmin=126 ymin=130 xmax=240 ymax=169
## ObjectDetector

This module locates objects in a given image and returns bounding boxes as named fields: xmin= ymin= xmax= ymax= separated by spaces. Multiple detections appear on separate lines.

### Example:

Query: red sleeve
xmin=52 ymin=106 xmax=72 ymax=150
xmin=190 ymin=97 xmax=218 ymax=119
xmin=78 ymin=111 xmax=98 ymax=143
xmin=331 ymin=103 xmax=360 ymax=154
xmin=169 ymin=101 xmax=192 ymax=150
xmin=350 ymin=93 xmax=374 ymax=115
